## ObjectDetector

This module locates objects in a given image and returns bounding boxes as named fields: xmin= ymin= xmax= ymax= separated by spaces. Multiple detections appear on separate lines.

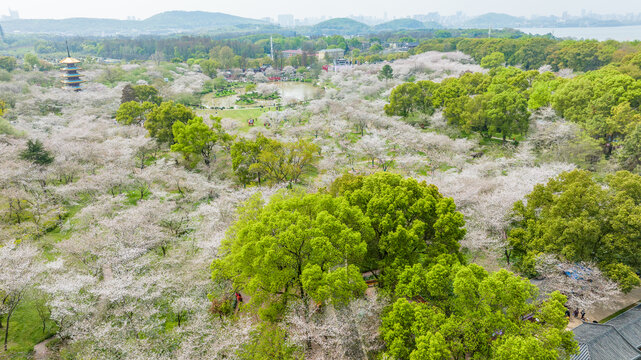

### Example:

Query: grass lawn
xmin=1 ymin=296 xmax=58 ymax=359
xmin=197 ymin=107 xmax=277 ymax=132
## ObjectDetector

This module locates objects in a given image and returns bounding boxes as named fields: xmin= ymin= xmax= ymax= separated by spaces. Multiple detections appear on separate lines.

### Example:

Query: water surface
xmin=518 ymin=25 xmax=641 ymax=41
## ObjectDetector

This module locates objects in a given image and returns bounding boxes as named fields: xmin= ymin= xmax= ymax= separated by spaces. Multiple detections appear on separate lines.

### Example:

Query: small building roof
xmin=572 ymin=323 xmax=641 ymax=360
xmin=604 ymin=305 xmax=641 ymax=349
xmin=59 ymin=57 xmax=81 ymax=64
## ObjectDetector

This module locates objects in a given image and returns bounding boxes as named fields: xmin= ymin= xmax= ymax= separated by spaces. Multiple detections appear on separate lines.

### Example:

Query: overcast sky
xmin=3 ymin=0 xmax=641 ymax=20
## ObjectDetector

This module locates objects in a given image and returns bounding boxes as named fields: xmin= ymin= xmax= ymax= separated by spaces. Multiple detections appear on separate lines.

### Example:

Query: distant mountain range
xmin=1 ymin=10 xmax=639 ymax=37
xmin=0 ymin=11 xmax=275 ymax=36
xmin=461 ymin=12 xmax=632 ymax=28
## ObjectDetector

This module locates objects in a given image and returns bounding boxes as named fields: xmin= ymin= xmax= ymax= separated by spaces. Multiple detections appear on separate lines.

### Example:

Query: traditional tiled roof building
xmin=572 ymin=305 xmax=641 ymax=360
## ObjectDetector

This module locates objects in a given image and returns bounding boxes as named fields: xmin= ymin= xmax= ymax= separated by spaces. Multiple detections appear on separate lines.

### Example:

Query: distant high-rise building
xmin=278 ymin=14 xmax=295 ymax=28
xmin=0 ymin=9 xmax=19 ymax=21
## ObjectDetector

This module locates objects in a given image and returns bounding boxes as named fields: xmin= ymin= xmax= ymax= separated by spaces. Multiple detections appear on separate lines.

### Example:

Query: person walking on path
xmin=581 ymin=309 xmax=586 ymax=321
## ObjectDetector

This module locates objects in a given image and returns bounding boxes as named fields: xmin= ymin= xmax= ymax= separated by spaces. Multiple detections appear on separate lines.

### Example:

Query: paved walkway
xmin=566 ymin=287 xmax=641 ymax=330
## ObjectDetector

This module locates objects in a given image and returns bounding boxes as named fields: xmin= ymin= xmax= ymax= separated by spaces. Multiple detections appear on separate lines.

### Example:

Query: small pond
xmin=202 ymin=82 xmax=323 ymax=109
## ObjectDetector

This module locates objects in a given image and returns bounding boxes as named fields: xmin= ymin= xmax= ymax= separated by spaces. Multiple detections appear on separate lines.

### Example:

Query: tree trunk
xmin=4 ymin=310 xmax=11 ymax=351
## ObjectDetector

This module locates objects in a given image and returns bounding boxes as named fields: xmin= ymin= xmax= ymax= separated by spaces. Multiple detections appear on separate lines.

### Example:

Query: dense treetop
xmin=382 ymin=257 xmax=577 ymax=359
xmin=508 ymin=169 xmax=641 ymax=292
xmin=212 ymin=172 xmax=467 ymax=317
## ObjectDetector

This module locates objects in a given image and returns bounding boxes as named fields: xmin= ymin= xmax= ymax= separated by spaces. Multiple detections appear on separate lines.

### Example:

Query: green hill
xmin=313 ymin=18 xmax=371 ymax=35
xmin=143 ymin=11 xmax=265 ymax=30
xmin=374 ymin=18 xmax=426 ymax=31
xmin=0 ymin=11 xmax=270 ymax=36
xmin=464 ymin=13 xmax=527 ymax=28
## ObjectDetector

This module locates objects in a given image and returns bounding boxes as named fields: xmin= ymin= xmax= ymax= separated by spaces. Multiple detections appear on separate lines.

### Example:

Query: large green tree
xmin=211 ymin=192 xmax=372 ymax=317
xmin=332 ymin=172 xmax=466 ymax=288
xmin=144 ymin=101 xmax=195 ymax=143
xmin=619 ymin=122 xmax=641 ymax=170
xmin=171 ymin=116 xmax=226 ymax=167
xmin=231 ymin=134 xmax=271 ymax=186
xmin=384 ymin=81 xmax=439 ymax=117
xmin=0 ymin=56 xmax=17 ymax=72
xmin=256 ymin=138 xmax=320 ymax=186
xmin=20 ymin=139 xmax=54 ymax=166
xmin=379 ymin=64 xmax=393 ymax=80
xmin=509 ymin=169 xmax=641 ymax=291
xmin=485 ymin=88 xmax=530 ymax=141
xmin=381 ymin=257 xmax=578 ymax=360
xmin=480 ymin=52 xmax=505 ymax=69
xmin=115 ymin=101 xmax=156 ymax=125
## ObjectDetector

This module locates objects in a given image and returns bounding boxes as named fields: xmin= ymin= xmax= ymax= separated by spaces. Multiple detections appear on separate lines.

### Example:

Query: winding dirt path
xmin=33 ymin=337 xmax=53 ymax=360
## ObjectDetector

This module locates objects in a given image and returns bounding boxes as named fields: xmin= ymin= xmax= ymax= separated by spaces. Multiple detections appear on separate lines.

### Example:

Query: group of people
xmin=565 ymin=307 xmax=586 ymax=321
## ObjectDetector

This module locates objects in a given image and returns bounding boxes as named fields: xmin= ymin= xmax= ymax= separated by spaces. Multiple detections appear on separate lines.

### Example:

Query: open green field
xmin=1 ymin=296 xmax=58 ymax=359
xmin=197 ymin=107 xmax=277 ymax=131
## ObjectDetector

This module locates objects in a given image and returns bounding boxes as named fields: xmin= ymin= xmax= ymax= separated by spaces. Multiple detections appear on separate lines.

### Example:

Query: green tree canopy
xmin=485 ymin=88 xmax=530 ymax=141
xmin=384 ymin=81 xmax=438 ymax=117
xmin=212 ymin=173 xmax=467 ymax=318
xmin=231 ymin=134 xmax=271 ymax=186
xmin=115 ymin=101 xmax=156 ymax=125
xmin=381 ymin=257 xmax=578 ymax=360
xmin=480 ymin=51 xmax=505 ymax=69
xmin=332 ymin=172 xmax=466 ymax=288
xmin=199 ymin=59 xmax=219 ymax=78
xmin=144 ymin=101 xmax=196 ymax=143
xmin=171 ymin=116 xmax=227 ymax=167
xmin=121 ymin=84 xmax=160 ymax=104
xmin=619 ymin=122 xmax=641 ymax=171
xmin=211 ymin=192 xmax=372 ymax=317
xmin=0 ymin=56 xmax=17 ymax=72
xmin=509 ymin=169 xmax=641 ymax=291
xmin=255 ymin=138 xmax=320 ymax=186
xmin=379 ymin=64 xmax=393 ymax=80
xmin=19 ymin=139 xmax=54 ymax=166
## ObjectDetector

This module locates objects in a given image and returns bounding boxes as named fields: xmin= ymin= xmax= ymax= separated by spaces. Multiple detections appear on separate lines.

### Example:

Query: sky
xmin=3 ymin=0 xmax=641 ymax=20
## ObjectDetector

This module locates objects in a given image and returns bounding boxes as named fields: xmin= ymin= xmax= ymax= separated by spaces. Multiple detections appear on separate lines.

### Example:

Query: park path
xmin=97 ymin=264 xmax=113 ymax=313
xmin=32 ymin=337 xmax=53 ymax=360
xmin=565 ymin=287 xmax=641 ymax=330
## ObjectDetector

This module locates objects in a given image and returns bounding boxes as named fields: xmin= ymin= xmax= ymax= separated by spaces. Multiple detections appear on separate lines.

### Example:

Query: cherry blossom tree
xmin=0 ymin=243 xmax=45 ymax=350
